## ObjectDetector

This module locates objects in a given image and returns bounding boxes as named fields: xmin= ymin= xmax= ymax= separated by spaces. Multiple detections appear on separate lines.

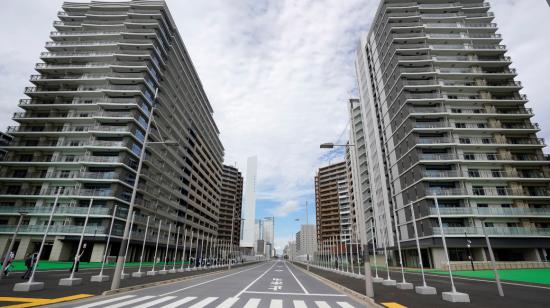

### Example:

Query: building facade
xmin=355 ymin=0 xmax=550 ymax=268
xmin=315 ymin=162 xmax=352 ymax=247
xmin=240 ymin=156 xmax=257 ymax=251
xmin=0 ymin=0 xmax=224 ymax=262
xmin=219 ymin=165 xmax=243 ymax=246
xmin=295 ymin=224 xmax=317 ymax=257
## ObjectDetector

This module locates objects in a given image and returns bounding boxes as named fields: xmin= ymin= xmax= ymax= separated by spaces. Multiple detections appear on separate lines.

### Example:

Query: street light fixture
xmin=111 ymin=88 xmax=180 ymax=290
xmin=319 ymin=142 xmax=373 ymax=298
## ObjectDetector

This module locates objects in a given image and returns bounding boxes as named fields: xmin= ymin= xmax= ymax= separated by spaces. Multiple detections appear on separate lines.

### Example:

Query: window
xmin=491 ymin=169 xmax=502 ymax=177
xmin=455 ymin=123 xmax=466 ymax=128
xmin=477 ymin=204 xmax=488 ymax=208
xmin=477 ymin=123 xmax=487 ymax=128
xmin=487 ymin=153 xmax=497 ymax=160
xmin=459 ymin=138 xmax=471 ymax=144
xmin=468 ymin=169 xmax=480 ymax=177
xmin=464 ymin=153 xmax=475 ymax=160
xmin=473 ymin=186 xmax=485 ymax=195
xmin=6 ymin=186 xmax=21 ymax=194
xmin=482 ymin=138 xmax=491 ymax=144
xmin=496 ymin=186 xmax=508 ymax=196
xmin=484 ymin=222 xmax=494 ymax=227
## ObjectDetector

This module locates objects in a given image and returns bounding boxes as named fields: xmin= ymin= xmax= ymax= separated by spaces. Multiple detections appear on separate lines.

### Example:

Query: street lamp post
xmin=434 ymin=196 xmax=470 ymax=302
xmin=59 ymin=197 xmax=94 ymax=286
xmin=480 ymin=219 xmax=504 ymax=297
xmin=1 ymin=211 xmax=27 ymax=280
xmin=91 ymin=205 xmax=118 ymax=282
xmin=110 ymin=88 xmax=178 ymax=290
xmin=320 ymin=142 xmax=374 ymax=298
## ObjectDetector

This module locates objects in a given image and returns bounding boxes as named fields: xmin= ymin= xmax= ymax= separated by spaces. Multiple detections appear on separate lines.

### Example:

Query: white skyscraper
xmin=240 ymin=156 xmax=258 ymax=250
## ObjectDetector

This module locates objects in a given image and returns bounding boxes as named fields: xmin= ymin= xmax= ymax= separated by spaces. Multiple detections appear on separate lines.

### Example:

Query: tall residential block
xmin=240 ymin=156 xmax=257 ymax=252
xmin=355 ymin=0 xmax=550 ymax=267
xmin=0 ymin=0 xmax=224 ymax=262
xmin=295 ymin=224 xmax=317 ymax=256
xmin=219 ymin=165 xmax=243 ymax=246
xmin=315 ymin=162 xmax=352 ymax=246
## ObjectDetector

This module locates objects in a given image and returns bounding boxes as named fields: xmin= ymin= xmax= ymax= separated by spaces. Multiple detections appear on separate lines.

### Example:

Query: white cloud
xmin=0 ymin=1 xmax=548 ymax=244
xmin=268 ymin=200 xmax=302 ymax=218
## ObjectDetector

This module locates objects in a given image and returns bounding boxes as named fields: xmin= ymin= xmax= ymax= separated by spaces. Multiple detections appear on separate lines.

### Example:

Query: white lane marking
xmin=270 ymin=299 xmax=283 ymax=308
xmin=78 ymin=295 xmax=136 ymax=308
xmin=337 ymin=302 xmax=355 ymax=308
xmin=158 ymin=262 xmax=266 ymax=296
xmin=284 ymin=261 xmax=309 ymax=294
xmin=104 ymin=296 xmax=156 ymax=308
xmin=243 ymin=298 xmax=261 ymax=308
xmin=293 ymin=300 xmax=307 ymax=308
xmin=188 ymin=297 xmax=218 ymax=308
xmin=133 ymin=296 xmax=177 ymax=308
xmin=234 ymin=262 xmax=278 ymax=297
xmin=216 ymin=297 xmax=240 ymax=308
xmin=162 ymin=297 xmax=197 ymax=308
xmin=245 ymin=291 xmax=346 ymax=296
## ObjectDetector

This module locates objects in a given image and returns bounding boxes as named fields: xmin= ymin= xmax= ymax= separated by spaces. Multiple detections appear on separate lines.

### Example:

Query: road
xmin=52 ymin=260 xmax=365 ymax=308
xmin=0 ymin=262 xmax=256 ymax=307
xmin=294 ymin=262 xmax=550 ymax=308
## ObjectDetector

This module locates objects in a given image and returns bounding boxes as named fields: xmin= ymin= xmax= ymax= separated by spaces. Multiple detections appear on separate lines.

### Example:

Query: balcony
xmin=0 ymin=206 xmax=117 ymax=216
xmin=433 ymin=226 xmax=550 ymax=237
xmin=0 ymin=224 xmax=108 ymax=236
xmin=429 ymin=207 xmax=550 ymax=217
xmin=426 ymin=187 xmax=550 ymax=198
xmin=418 ymin=153 xmax=550 ymax=163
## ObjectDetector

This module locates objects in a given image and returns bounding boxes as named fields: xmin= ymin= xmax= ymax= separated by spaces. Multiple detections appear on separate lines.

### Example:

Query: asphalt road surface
xmin=294 ymin=262 xmax=550 ymax=308
xmin=52 ymin=260 xmax=365 ymax=308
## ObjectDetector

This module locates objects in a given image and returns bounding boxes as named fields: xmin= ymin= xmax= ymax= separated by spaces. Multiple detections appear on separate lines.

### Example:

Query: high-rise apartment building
xmin=315 ymin=162 xmax=352 ymax=246
xmin=240 ymin=156 xmax=257 ymax=251
xmin=355 ymin=0 xmax=550 ymax=267
xmin=219 ymin=165 xmax=243 ymax=246
xmin=295 ymin=224 xmax=317 ymax=256
xmin=0 ymin=0 xmax=224 ymax=262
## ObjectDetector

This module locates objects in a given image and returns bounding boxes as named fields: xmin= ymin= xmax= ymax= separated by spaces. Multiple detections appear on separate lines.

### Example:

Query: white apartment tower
xmin=354 ymin=0 xmax=550 ymax=267
xmin=240 ymin=156 xmax=258 ymax=250
xmin=0 ymin=0 xmax=224 ymax=262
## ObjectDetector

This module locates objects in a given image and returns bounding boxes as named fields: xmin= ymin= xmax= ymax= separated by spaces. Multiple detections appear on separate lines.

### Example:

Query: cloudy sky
xmin=1 ymin=0 xmax=549 ymax=253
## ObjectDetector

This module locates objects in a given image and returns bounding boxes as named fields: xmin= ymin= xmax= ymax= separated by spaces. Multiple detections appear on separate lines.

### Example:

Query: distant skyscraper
xmin=240 ymin=156 xmax=258 ymax=250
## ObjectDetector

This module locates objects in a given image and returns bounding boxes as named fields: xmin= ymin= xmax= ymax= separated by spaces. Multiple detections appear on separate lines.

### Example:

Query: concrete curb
xmin=102 ymin=261 xmax=261 ymax=296
xmin=290 ymin=262 xmax=383 ymax=308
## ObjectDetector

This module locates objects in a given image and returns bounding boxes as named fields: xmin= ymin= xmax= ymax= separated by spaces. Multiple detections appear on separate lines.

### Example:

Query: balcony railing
xmin=429 ymin=207 xmax=550 ymax=217
xmin=426 ymin=187 xmax=550 ymax=197
xmin=0 ymin=206 xmax=116 ymax=216
xmin=0 ymin=224 xmax=108 ymax=235
xmin=433 ymin=226 xmax=550 ymax=237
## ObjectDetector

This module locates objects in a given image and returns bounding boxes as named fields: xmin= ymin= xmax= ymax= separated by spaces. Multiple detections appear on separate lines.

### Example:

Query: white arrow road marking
xmin=78 ymin=295 xmax=136 ymax=308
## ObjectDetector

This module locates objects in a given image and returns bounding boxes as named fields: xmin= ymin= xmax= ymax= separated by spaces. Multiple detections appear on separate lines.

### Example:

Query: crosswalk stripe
xmin=315 ymin=301 xmax=331 ymax=308
xmin=293 ymin=300 xmax=307 ymax=308
xmin=133 ymin=296 xmax=177 ymax=308
xmin=216 ymin=297 xmax=240 ymax=308
xmin=337 ymin=302 xmax=356 ymax=308
xmin=162 ymin=296 xmax=197 ymax=308
xmin=188 ymin=297 xmax=219 ymax=308
xmin=270 ymin=299 xmax=283 ymax=308
xmin=243 ymin=298 xmax=261 ymax=308
xmin=104 ymin=296 xmax=156 ymax=308
xmin=78 ymin=295 xmax=137 ymax=308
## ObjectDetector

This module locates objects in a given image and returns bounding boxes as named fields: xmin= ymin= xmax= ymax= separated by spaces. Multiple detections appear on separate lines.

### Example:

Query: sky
xmin=0 ymin=0 xmax=549 ymax=254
